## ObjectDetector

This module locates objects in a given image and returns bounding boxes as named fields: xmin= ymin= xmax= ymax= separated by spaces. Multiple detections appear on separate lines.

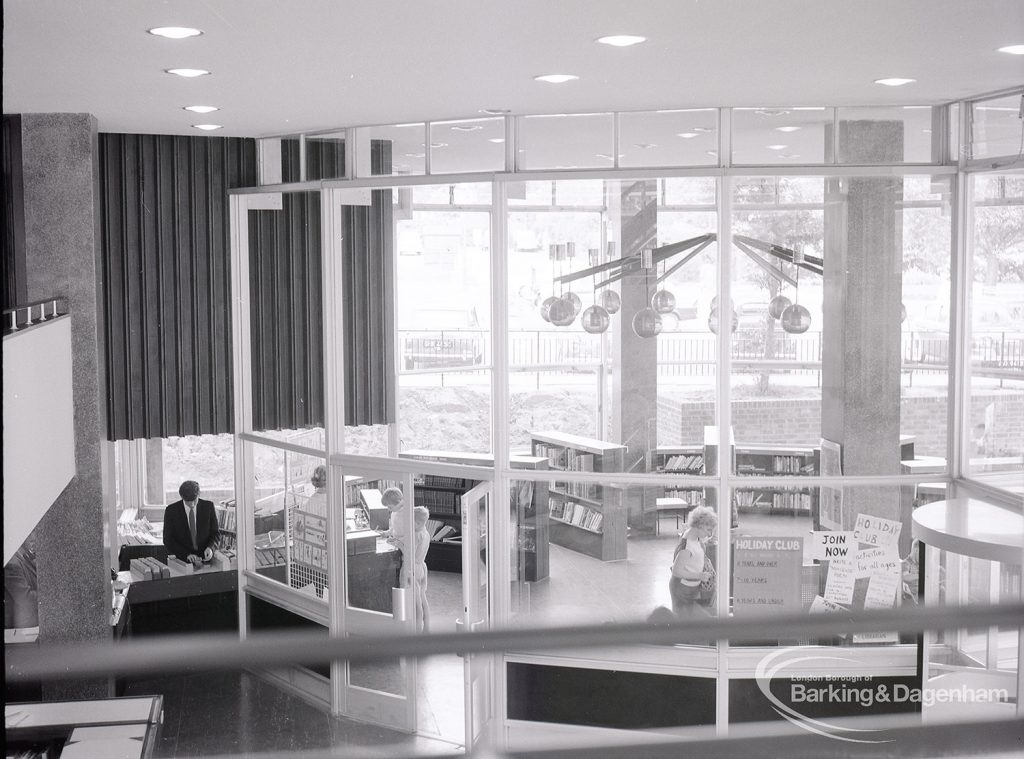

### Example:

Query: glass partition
xmin=429 ymin=117 xmax=506 ymax=173
xmin=517 ymin=113 xmax=614 ymax=170
xmin=617 ymin=109 xmax=718 ymax=167
xmin=968 ymin=91 xmax=1024 ymax=161
xmin=732 ymin=107 xmax=833 ymax=164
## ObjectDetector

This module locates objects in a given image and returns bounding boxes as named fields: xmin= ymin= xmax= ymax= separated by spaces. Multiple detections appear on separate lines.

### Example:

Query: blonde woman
xmin=670 ymin=506 xmax=718 ymax=616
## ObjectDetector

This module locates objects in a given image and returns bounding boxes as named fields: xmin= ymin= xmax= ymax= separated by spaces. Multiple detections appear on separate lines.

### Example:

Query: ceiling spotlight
xmin=633 ymin=143 xmax=657 ymax=149
xmin=780 ymin=153 xmax=801 ymax=159
xmin=693 ymin=126 xmax=714 ymax=133
xmin=874 ymin=77 xmax=916 ymax=86
xmin=183 ymin=105 xmax=218 ymax=113
xmin=166 ymin=68 xmax=210 ymax=78
xmin=404 ymin=153 xmax=426 ymax=158
xmin=450 ymin=124 xmax=484 ymax=132
xmin=424 ymin=142 xmax=448 ymax=148
xmin=755 ymin=109 xmax=791 ymax=117
xmin=997 ymin=44 xmax=1024 ymax=54
xmin=479 ymin=108 xmax=511 ymax=115
xmin=766 ymin=144 xmax=788 ymax=150
xmin=192 ymin=124 xmax=222 ymax=131
xmin=775 ymin=126 xmax=801 ymax=132
xmin=148 ymin=27 xmax=202 ymax=39
xmin=676 ymin=132 xmax=699 ymax=139
xmin=534 ymin=74 xmax=579 ymax=84
xmin=595 ymin=35 xmax=647 ymax=47
xmin=706 ymin=150 xmax=718 ymax=157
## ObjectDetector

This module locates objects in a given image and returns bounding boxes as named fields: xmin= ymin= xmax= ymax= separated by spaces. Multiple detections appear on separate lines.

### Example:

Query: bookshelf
xmin=651 ymin=444 xmax=706 ymax=508
xmin=703 ymin=426 xmax=819 ymax=519
xmin=531 ymin=431 xmax=626 ymax=562
xmin=399 ymin=450 xmax=551 ymax=580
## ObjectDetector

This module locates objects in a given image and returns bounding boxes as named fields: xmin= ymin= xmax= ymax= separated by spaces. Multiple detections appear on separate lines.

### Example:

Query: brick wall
xmin=660 ymin=392 xmax=1023 ymax=457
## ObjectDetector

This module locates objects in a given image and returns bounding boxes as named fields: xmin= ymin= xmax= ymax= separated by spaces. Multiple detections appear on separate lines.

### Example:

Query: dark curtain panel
xmin=2 ymin=114 xmax=27 ymax=312
xmin=248 ymin=192 xmax=325 ymax=431
xmin=247 ymin=139 xmax=394 ymax=429
xmin=99 ymin=133 xmax=257 ymax=440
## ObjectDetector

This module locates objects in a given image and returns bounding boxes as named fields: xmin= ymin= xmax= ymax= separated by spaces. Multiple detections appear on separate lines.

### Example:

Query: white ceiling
xmin=5 ymin=0 xmax=1023 ymax=138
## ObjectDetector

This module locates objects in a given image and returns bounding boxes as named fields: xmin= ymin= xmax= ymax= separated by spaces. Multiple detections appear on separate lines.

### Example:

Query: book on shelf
xmin=415 ymin=488 xmax=460 ymax=515
xmin=550 ymin=498 xmax=603 ymax=532
xmin=534 ymin=442 xmax=567 ymax=469
xmin=662 ymin=453 xmax=704 ymax=471
xmin=665 ymin=489 xmax=704 ymax=505
xmin=771 ymin=454 xmax=815 ymax=474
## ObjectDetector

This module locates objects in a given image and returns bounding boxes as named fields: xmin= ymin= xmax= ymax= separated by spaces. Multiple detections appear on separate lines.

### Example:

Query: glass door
xmin=334 ymin=466 xmax=418 ymax=731
xmin=461 ymin=480 xmax=494 ymax=748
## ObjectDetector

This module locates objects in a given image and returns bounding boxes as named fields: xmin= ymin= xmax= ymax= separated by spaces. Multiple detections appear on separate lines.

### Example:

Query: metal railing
xmin=2 ymin=296 xmax=68 ymax=336
xmin=398 ymin=329 xmax=1024 ymax=380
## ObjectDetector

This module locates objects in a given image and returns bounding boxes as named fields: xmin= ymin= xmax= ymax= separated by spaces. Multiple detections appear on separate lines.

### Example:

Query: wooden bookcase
xmin=399 ymin=450 xmax=550 ymax=580
xmin=531 ymin=431 xmax=626 ymax=562
xmin=650 ymin=444 xmax=706 ymax=504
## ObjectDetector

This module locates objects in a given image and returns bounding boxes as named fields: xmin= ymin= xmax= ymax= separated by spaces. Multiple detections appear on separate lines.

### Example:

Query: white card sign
xmin=855 ymin=545 xmax=900 ymax=579
xmin=809 ymin=531 xmax=856 ymax=561
xmin=809 ymin=595 xmax=849 ymax=615
xmin=853 ymin=514 xmax=902 ymax=548
xmin=864 ymin=568 xmax=901 ymax=609
xmin=823 ymin=558 xmax=856 ymax=604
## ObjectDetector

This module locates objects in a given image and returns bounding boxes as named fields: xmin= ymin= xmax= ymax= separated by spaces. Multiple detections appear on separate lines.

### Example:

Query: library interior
xmin=4 ymin=3 xmax=1024 ymax=758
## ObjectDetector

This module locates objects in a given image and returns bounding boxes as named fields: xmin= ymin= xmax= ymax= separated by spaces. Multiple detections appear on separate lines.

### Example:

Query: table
xmin=653 ymin=497 xmax=693 ymax=536
xmin=5 ymin=695 xmax=163 ymax=759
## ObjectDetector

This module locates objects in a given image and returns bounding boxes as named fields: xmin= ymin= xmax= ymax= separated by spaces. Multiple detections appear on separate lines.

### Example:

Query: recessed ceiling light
xmin=766 ymin=144 xmax=788 ymax=150
xmin=488 ymin=138 xmax=505 ymax=143
xmin=148 ymin=27 xmax=202 ymax=39
xmin=922 ymin=128 xmax=932 ymax=134
xmin=422 ymin=142 xmax=448 ymax=148
xmin=676 ymin=132 xmax=698 ymax=139
xmin=775 ymin=126 xmax=801 ymax=132
xmin=451 ymin=125 xmax=484 ymax=132
xmin=633 ymin=143 xmax=657 ymax=149
xmin=184 ymin=105 xmax=218 ymax=113
xmin=755 ymin=109 xmax=791 ymax=117
xmin=166 ymin=68 xmax=210 ymax=78
xmin=595 ymin=35 xmax=647 ymax=47
xmin=781 ymin=153 xmax=801 ymax=159
xmin=192 ymin=124 xmax=222 ymax=131
xmin=404 ymin=153 xmax=426 ymax=158
xmin=534 ymin=74 xmax=579 ymax=84
xmin=997 ymin=44 xmax=1024 ymax=55
xmin=706 ymin=150 xmax=718 ymax=157
xmin=479 ymin=108 xmax=511 ymax=115
xmin=693 ymin=126 xmax=714 ymax=133
xmin=874 ymin=77 xmax=916 ymax=86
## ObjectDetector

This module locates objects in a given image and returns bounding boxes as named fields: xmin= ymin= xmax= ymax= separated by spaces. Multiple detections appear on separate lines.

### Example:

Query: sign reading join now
xmin=809 ymin=531 xmax=856 ymax=561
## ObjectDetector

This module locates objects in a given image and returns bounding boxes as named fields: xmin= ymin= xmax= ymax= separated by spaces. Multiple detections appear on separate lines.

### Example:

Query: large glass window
xmin=968 ymin=172 xmax=1024 ymax=489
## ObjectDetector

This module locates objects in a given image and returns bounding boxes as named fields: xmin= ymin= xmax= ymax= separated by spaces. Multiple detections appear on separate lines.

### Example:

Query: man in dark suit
xmin=163 ymin=480 xmax=219 ymax=564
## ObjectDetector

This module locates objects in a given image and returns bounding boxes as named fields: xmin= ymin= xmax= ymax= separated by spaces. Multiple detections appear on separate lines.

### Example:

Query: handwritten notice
xmin=809 ymin=595 xmax=849 ymax=615
xmin=823 ymin=558 xmax=856 ymax=604
xmin=855 ymin=545 xmax=900 ymax=579
xmin=732 ymin=536 xmax=804 ymax=615
xmin=853 ymin=514 xmax=902 ymax=548
xmin=809 ymin=531 xmax=856 ymax=561
xmin=864 ymin=569 xmax=901 ymax=609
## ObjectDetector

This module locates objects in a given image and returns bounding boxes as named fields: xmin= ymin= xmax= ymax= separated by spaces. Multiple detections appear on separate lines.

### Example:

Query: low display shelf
xmin=532 ymin=431 xmax=626 ymax=562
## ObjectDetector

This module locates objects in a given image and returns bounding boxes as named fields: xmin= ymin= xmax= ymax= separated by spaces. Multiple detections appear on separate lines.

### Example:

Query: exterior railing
xmin=398 ymin=328 xmax=1024 ymax=379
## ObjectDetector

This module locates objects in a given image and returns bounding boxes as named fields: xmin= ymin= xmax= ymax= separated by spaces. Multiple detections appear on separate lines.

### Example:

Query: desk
xmin=348 ymin=539 xmax=402 ymax=613
xmin=125 ymin=568 xmax=238 ymax=636
xmin=5 ymin=695 xmax=162 ymax=759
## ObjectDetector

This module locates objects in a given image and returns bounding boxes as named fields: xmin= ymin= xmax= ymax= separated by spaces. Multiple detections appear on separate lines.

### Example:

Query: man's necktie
xmin=188 ymin=506 xmax=197 ymax=550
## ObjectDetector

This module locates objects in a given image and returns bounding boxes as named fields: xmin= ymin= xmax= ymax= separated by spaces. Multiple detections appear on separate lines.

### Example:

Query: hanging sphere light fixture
xmin=563 ymin=291 xmax=582 ymax=317
xmin=708 ymin=307 xmax=738 ymax=335
xmin=768 ymin=294 xmax=792 ymax=320
xmin=632 ymin=307 xmax=663 ymax=338
xmin=540 ymin=296 xmax=560 ymax=323
xmin=580 ymin=305 xmax=611 ymax=334
xmin=651 ymin=289 xmax=676 ymax=314
xmin=780 ymin=303 xmax=812 ymax=334
xmin=549 ymin=298 xmax=576 ymax=327
xmin=598 ymin=289 xmax=621 ymax=314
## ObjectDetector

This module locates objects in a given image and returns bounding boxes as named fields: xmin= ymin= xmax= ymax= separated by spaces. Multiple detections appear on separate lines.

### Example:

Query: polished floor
xmin=122 ymin=513 xmax=813 ymax=757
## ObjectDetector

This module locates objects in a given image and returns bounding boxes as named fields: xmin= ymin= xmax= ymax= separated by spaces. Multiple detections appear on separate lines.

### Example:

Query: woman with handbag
xmin=669 ymin=506 xmax=718 ymax=616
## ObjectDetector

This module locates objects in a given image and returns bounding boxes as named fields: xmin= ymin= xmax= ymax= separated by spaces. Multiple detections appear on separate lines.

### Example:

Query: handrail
xmin=7 ymin=602 xmax=1023 ymax=682
xmin=3 ymin=296 xmax=68 ymax=335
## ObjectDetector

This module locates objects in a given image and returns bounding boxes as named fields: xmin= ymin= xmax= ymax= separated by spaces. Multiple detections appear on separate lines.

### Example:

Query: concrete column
xmin=611 ymin=180 xmax=659 ymax=522
xmin=821 ymin=120 xmax=908 ymax=547
xmin=21 ymin=113 xmax=112 ymax=698
xmin=145 ymin=438 xmax=165 ymax=505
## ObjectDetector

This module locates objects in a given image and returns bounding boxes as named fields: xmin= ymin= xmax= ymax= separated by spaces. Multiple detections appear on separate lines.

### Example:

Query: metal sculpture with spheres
xmin=651 ymin=289 xmax=676 ymax=314
xmin=580 ymin=305 xmax=611 ymax=334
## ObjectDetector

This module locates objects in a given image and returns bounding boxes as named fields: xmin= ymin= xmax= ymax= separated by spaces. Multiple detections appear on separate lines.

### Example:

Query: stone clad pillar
xmin=821 ymin=120 xmax=908 ymax=545
xmin=610 ymin=180 xmax=659 ymax=522
xmin=21 ymin=113 xmax=112 ymax=698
